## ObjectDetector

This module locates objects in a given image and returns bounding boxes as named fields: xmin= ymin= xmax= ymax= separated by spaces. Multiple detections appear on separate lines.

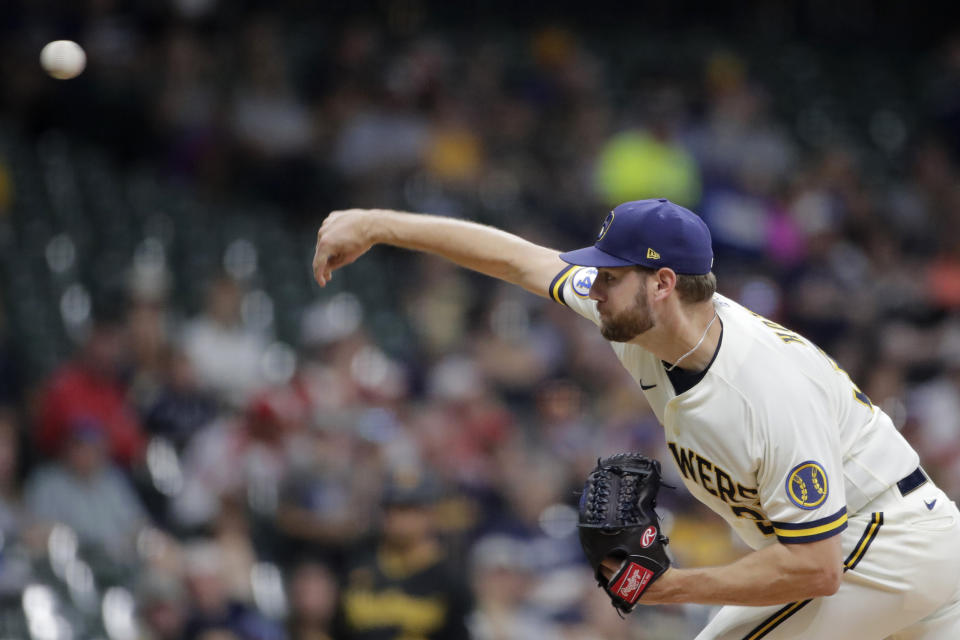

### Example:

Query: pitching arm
xmin=312 ymin=209 xmax=566 ymax=298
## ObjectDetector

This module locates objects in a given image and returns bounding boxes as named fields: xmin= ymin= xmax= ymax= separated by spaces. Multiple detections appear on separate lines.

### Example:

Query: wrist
xmin=373 ymin=209 xmax=425 ymax=248
xmin=643 ymin=567 xmax=683 ymax=604
xmin=357 ymin=209 xmax=381 ymax=245
xmin=371 ymin=208 xmax=414 ymax=246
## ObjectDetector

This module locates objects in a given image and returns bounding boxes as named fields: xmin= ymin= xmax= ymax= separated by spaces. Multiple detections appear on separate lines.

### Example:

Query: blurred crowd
xmin=1 ymin=1 xmax=960 ymax=639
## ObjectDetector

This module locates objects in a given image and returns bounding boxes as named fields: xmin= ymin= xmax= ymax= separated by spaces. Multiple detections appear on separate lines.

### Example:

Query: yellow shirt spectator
xmin=595 ymin=130 xmax=701 ymax=208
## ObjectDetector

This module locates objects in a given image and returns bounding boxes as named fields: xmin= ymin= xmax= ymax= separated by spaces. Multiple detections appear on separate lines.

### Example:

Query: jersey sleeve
xmin=548 ymin=265 xmax=601 ymax=326
xmin=755 ymin=395 xmax=848 ymax=545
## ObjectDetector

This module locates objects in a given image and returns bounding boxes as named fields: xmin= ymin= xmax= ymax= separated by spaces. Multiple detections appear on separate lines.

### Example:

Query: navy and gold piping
xmin=843 ymin=512 xmax=882 ymax=572
xmin=772 ymin=507 xmax=848 ymax=544
xmin=742 ymin=599 xmax=813 ymax=640
xmin=549 ymin=265 xmax=577 ymax=305
xmin=739 ymin=511 xmax=884 ymax=639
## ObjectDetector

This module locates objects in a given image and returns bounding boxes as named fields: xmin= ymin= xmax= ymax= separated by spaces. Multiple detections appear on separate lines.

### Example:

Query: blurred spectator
xmin=126 ymin=298 xmax=174 ymax=414
xmin=274 ymin=421 xmax=383 ymax=570
xmin=564 ymin=586 xmax=636 ymax=640
xmin=532 ymin=379 xmax=596 ymax=474
xmin=210 ymin=496 xmax=258 ymax=604
xmin=333 ymin=104 xmax=429 ymax=183
xmin=471 ymin=285 xmax=563 ymax=397
xmin=137 ymin=569 xmax=190 ymax=640
xmin=333 ymin=470 xmax=472 ymax=639
xmin=181 ymin=275 xmax=269 ymax=408
xmin=467 ymin=535 xmax=563 ymax=639
xmin=182 ymin=539 xmax=284 ymax=640
xmin=35 ymin=315 xmax=146 ymax=467
xmin=402 ymin=257 xmax=474 ymax=360
xmin=424 ymin=98 xmax=484 ymax=186
xmin=689 ymin=51 xmax=796 ymax=192
xmin=297 ymin=294 xmax=408 ymax=409
xmin=24 ymin=416 xmax=149 ymax=560
xmin=416 ymin=356 xmax=514 ymax=488
xmin=285 ymin=560 xmax=338 ymax=640
xmin=172 ymin=388 xmax=305 ymax=530
xmin=482 ymin=451 xmax=586 ymax=622
xmin=228 ymin=16 xmax=318 ymax=208
xmin=595 ymin=89 xmax=701 ymax=208
xmin=143 ymin=348 xmax=219 ymax=451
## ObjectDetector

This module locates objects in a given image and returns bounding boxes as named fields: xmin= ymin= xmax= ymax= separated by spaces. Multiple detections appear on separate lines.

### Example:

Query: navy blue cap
xmin=560 ymin=199 xmax=713 ymax=275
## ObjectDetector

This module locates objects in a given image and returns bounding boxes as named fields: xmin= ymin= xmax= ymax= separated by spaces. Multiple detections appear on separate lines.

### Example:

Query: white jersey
xmin=550 ymin=265 xmax=919 ymax=550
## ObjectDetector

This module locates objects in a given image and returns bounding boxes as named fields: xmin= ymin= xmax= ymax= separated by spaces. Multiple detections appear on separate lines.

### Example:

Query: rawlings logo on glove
xmin=577 ymin=453 xmax=671 ymax=614
xmin=611 ymin=562 xmax=654 ymax=603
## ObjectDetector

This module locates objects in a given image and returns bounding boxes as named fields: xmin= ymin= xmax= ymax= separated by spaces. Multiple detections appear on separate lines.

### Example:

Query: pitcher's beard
xmin=599 ymin=290 xmax=654 ymax=342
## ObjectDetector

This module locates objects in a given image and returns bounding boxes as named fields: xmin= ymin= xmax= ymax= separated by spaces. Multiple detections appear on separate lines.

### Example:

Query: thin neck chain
xmin=665 ymin=311 xmax=718 ymax=372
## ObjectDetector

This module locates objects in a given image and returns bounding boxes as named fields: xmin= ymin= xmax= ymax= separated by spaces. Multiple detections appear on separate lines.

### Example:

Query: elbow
xmin=811 ymin=564 xmax=843 ymax=597
xmin=781 ymin=534 xmax=845 ymax=599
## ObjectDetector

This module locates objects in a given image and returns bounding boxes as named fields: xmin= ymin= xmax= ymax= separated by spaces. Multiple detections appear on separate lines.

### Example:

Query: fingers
xmin=314 ymin=264 xmax=328 ymax=287
xmin=312 ymin=239 xmax=328 ymax=285
xmin=313 ymin=256 xmax=334 ymax=287
xmin=313 ymin=220 xmax=335 ymax=286
xmin=312 ymin=209 xmax=369 ymax=286
xmin=313 ymin=245 xmax=341 ymax=287
xmin=313 ymin=245 xmax=332 ymax=286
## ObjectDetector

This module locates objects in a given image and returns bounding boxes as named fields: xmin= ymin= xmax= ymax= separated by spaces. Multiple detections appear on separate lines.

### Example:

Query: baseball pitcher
xmin=312 ymin=199 xmax=960 ymax=639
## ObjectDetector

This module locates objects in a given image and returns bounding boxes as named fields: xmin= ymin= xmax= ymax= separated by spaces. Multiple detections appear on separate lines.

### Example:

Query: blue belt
xmin=896 ymin=467 xmax=928 ymax=497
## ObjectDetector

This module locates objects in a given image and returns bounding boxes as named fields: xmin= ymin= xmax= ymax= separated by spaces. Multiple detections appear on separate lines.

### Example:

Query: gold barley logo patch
xmin=786 ymin=461 xmax=828 ymax=510
xmin=646 ymin=248 xmax=660 ymax=260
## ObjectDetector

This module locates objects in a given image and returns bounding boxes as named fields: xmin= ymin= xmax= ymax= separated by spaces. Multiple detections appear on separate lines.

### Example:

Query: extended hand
xmin=313 ymin=209 xmax=377 ymax=286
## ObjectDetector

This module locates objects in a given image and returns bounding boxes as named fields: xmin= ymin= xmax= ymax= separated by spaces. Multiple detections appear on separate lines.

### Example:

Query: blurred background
xmin=0 ymin=1 xmax=959 ymax=638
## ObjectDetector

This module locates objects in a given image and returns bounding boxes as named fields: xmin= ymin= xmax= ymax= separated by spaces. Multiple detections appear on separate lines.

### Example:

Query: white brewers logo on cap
xmin=597 ymin=211 xmax=615 ymax=241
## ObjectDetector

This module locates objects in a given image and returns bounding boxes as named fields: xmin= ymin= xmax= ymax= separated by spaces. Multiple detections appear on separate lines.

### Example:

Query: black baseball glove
xmin=577 ymin=453 xmax=671 ymax=614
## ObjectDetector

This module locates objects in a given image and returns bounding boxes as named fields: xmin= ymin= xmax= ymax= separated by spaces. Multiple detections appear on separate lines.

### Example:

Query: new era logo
xmin=646 ymin=248 xmax=660 ymax=260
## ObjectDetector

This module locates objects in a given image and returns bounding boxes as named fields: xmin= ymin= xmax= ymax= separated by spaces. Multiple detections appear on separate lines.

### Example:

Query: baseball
xmin=40 ymin=40 xmax=87 ymax=80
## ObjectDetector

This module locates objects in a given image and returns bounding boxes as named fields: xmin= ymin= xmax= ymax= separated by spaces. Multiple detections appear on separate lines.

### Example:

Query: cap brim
xmin=559 ymin=246 xmax=636 ymax=268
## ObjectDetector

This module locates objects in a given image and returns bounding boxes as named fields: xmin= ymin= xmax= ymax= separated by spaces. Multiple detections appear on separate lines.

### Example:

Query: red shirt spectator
xmin=36 ymin=321 xmax=145 ymax=467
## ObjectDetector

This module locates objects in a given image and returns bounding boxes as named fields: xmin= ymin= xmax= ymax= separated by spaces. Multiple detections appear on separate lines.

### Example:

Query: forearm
xmin=644 ymin=539 xmax=842 ymax=606
xmin=322 ymin=208 xmax=565 ymax=296
xmin=380 ymin=209 xmax=551 ymax=279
